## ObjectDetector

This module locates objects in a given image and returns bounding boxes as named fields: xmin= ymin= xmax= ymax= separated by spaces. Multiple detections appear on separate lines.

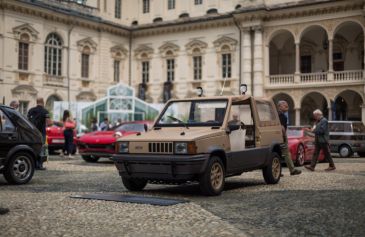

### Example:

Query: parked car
xmin=77 ymin=121 xmax=152 ymax=163
xmin=113 ymin=94 xmax=285 ymax=196
xmin=0 ymin=105 xmax=44 ymax=184
xmin=328 ymin=121 xmax=365 ymax=157
xmin=287 ymin=126 xmax=325 ymax=166
xmin=46 ymin=122 xmax=77 ymax=155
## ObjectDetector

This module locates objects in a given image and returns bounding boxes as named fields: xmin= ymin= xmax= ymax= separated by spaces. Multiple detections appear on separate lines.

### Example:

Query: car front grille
xmin=148 ymin=142 xmax=173 ymax=153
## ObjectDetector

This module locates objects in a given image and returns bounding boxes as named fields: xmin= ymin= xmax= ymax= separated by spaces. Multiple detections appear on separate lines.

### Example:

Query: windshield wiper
xmin=167 ymin=115 xmax=189 ymax=129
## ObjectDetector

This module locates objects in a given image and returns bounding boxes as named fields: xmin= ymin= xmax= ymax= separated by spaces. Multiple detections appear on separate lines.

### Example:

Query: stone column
xmin=295 ymin=108 xmax=301 ymax=126
xmin=328 ymin=39 xmax=334 ymax=81
xmin=264 ymin=44 xmax=270 ymax=89
xmin=242 ymin=28 xmax=252 ymax=94
xmin=362 ymin=104 xmax=365 ymax=124
xmin=328 ymin=107 xmax=332 ymax=121
xmin=253 ymin=26 xmax=263 ymax=97
xmin=294 ymin=42 xmax=300 ymax=83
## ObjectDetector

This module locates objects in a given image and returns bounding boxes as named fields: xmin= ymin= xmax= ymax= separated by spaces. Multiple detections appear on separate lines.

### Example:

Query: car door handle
xmin=8 ymin=135 xmax=16 ymax=141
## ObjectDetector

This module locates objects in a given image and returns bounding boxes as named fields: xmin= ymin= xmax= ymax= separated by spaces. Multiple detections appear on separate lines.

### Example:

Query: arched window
xmin=44 ymin=33 xmax=62 ymax=76
xmin=18 ymin=33 xmax=30 ymax=70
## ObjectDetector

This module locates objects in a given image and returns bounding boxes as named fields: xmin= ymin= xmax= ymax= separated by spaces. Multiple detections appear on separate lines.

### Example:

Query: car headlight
xmin=174 ymin=142 xmax=197 ymax=154
xmin=117 ymin=142 xmax=129 ymax=153
xmin=175 ymin=142 xmax=188 ymax=154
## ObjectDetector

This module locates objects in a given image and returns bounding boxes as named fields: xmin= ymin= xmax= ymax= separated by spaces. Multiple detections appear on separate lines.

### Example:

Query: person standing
xmin=305 ymin=109 xmax=336 ymax=171
xmin=277 ymin=101 xmax=302 ymax=176
xmin=27 ymin=98 xmax=51 ymax=170
xmin=62 ymin=110 xmax=76 ymax=158
xmin=9 ymin=100 xmax=19 ymax=110
xmin=99 ymin=117 xmax=109 ymax=131
xmin=90 ymin=117 xmax=99 ymax=132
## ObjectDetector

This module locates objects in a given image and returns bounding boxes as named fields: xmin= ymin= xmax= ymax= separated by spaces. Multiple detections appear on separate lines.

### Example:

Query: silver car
xmin=328 ymin=121 xmax=365 ymax=158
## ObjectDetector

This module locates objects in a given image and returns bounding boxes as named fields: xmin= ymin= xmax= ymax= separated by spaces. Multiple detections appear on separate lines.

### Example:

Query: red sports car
xmin=77 ymin=121 xmax=152 ymax=163
xmin=287 ymin=127 xmax=325 ymax=166
xmin=47 ymin=122 xmax=77 ymax=154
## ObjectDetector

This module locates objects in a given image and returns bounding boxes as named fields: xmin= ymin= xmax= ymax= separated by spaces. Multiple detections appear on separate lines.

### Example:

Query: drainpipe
xmin=67 ymin=21 xmax=75 ymax=110
xmin=128 ymin=31 xmax=132 ymax=86
xmin=233 ymin=16 xmax=242 ymax=95
xmin=250 ymin=28 xmax=254 ymax=95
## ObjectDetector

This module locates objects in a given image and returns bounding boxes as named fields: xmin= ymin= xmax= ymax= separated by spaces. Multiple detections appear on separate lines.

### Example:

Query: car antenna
xmin=220 ymin=77 xmax=228 ymax=96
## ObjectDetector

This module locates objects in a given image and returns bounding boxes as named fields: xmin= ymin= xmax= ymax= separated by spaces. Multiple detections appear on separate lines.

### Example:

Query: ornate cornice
xmin=159 ymin=42 xmax=180 ymax=57
xmin=12 ymin=23 xmax=39 ymax=42
xmin=110 ymin=44 xmax=128 ymax=60
xmin=134 ymin=45 xmax=154 ymax=60
xmin=213 ymin=36 xmax=238 ymax=52
xmin=185 ymin=39 xmax=208 ymax=55
xmin=77 ymin=37 xmax=97 ymax=53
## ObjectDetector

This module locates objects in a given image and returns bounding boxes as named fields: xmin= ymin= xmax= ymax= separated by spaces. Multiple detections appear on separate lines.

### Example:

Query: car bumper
xmin=112 ymin=153 xmax=209 ymax=181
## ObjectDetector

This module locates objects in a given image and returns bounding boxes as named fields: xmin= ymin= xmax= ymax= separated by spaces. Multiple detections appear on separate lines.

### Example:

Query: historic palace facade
xmin=0 ymin=0 xmax=364 ymax=124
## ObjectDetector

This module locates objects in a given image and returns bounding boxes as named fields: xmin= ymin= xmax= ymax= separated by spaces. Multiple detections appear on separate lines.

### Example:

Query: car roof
xmin=329 ymin=121 xmax=363 ymax=124
xmin=167 ymin=94 xmax=271 ymax=103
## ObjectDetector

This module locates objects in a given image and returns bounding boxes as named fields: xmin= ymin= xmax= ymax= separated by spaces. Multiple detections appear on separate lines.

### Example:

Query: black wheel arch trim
xmin=5 ymin=145 xmax=37 ymax=165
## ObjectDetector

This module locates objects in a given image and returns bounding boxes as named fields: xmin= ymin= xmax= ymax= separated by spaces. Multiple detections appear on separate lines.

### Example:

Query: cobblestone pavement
xmin=1 ymin=155 xmax=364 ymax=237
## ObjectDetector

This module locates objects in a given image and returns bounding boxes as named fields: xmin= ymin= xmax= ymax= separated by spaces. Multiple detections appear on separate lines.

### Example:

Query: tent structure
xmin=81 ymin=83 xmax=160 ymax=127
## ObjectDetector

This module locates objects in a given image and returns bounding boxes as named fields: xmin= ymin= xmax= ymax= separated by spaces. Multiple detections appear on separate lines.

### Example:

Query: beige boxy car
xmin=113 ymin=95 xmax=284 ymax=195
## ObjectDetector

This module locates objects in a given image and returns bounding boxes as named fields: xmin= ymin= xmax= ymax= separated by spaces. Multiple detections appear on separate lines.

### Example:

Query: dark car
xmin=328 ymin=121 xmax=365 ymax=157
xmin=0 ymin=105 xmax=43 ymax=184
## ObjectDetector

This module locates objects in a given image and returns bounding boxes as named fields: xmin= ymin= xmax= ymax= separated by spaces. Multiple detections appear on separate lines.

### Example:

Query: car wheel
xmin=4 ymin=152 xmax=35 ymax=185
xmin=81 ymin=155 xmax=100 ymax=163
xmin=357 ymin=152 xmax=365 ymax=157
xmin=262 ymin=152 xmax=281 ymax=184
xmin=339 ymin=145 xmax=353 ymax=158
xmin=295 ymin=144 xmax=305 ymax=166
xmin=199 ymin=156 xmax=225 ymax=196
xmin=122 ymin=177 xmax=147 ymax=191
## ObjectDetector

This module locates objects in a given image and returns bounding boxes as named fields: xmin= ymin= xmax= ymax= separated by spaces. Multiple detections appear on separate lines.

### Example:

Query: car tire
xmin=262 ymin=152 xmax=281 ymax=184
xmin=81 ymin=155 xmax=100 ymax=163
xmin=3 ymin=152 xmax=35 ymax=185
xmin=122 ymin=177 xmax=147 ymax=191
xmin=339 ymin=145 xmax=353 ymax=158
xmin=199 ymin=156 xmax=225 ymax=196
xmin=295 ymin=144 xmax=305 ymax=167
xmin=357 ymin=152 xmax=365 ymax=157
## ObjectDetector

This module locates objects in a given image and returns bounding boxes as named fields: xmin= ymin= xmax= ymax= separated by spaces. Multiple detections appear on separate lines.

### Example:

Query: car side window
xmin=256 ymin=101 xmax=276 ymax=122
xmin=0 ymin=109 xmax=15 ymax=133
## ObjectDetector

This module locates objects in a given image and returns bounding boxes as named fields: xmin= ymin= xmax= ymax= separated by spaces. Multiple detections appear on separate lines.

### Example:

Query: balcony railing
xmin=300 ymin=72 xmax=327 ymax=83
xmin=334 ymin=70 xmax=363 ymax=81
xmin=268 ymin=70 xmax=364 ymax=87
xmin=269 ymin=74 xmax=294 ymax=84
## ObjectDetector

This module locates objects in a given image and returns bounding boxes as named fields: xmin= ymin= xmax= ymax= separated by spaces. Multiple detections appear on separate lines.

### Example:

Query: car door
xmin=0 ymin=108 xmax=18 ymax=158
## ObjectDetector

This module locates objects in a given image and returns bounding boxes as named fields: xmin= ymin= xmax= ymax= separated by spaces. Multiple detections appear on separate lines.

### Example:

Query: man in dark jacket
xmin=277 ymin=101 xmax=301 ymax=176
xmin=27 ymin=98 xmax=51 ymax=170
xmin=305 ymin=109 xmax=336 ymax=171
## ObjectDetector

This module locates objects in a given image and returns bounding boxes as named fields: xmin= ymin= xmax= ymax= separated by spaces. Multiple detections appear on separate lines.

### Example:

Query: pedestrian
xmin=99 ymin=117 xmax=109 ymax=131
xmin=62 ymin=110 xmax=76 ymax=158
xmin=305 ymin=109 xmax=336 ymax=171
xmin=27 ymin=98 xmax=51 ymax=170
xmin=277 ymin=101 xmax=301 ymax=176
xmin=90 ymin=117 xmax=98 ymax=132
xmin=9 ymin=100 xmax=19 ymax=110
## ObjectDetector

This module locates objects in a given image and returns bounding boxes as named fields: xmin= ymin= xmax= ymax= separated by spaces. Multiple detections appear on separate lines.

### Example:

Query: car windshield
xmin=115 ymin=123 xmax=146 ymax=132
xmin=352 ymin=123 xmax=365 ymax=133
xmin=157 ymin=100 xmax=228 ymax=127
xmin=287 ymin=129 xmax=303 ymax=137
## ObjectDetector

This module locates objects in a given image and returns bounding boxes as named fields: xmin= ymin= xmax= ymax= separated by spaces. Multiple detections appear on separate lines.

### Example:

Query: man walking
xmin=277 ymin=101 xmax=301 ymax=176
xmin=27 ymin=98 xmax=51 ymax=170
xmin=9 ymin=100 xmax=19 ymax=110
xmin=305 ymin=109 xmax=336 ymax=171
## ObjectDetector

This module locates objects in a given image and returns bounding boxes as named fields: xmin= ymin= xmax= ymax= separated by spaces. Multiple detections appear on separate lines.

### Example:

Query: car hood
xmin=117 ymin=127 xmax=225 ymax=142
xmin=78 ymin=131 xmax=116 ymax=144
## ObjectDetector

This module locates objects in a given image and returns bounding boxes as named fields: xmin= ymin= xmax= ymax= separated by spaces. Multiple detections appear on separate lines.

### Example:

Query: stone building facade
xmin=0 ymin=0 xmax=364 ymax=124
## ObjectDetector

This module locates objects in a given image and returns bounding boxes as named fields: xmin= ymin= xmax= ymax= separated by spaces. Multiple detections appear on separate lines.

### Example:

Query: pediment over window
xmin=76 ymin=91 xmax=97 ymax=101
xmin=77 ymin=37 xmax=97 ymax=53
xmin=213 ymin=36 xmax=238 ymax=52
xmin=159 ymin=42 xmax=179 ymax=57
xmin=134 ymin=45 xmax=154 ymax=60
xmin=185 ymin=39 xmax=208 ymax=55
xmin=13 ymin=23 xmax=39 ymax=41
xmin=111 ymin=45 xmax=128 ymax=60
xmin=11 ymin=85 xmax=38 ymax=95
